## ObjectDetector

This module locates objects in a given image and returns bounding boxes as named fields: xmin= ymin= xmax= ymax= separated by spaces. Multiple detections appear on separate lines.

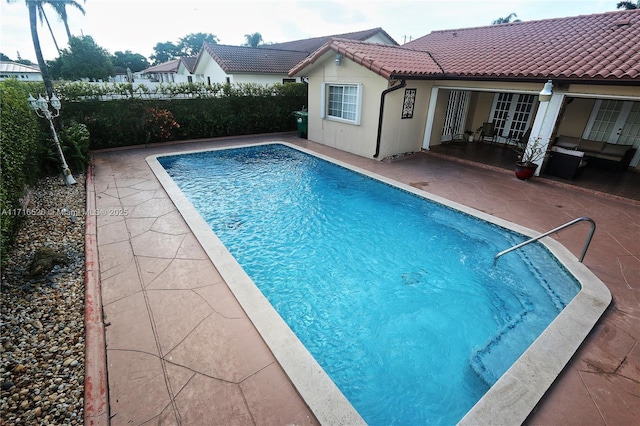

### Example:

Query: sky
xmin=0 ymin=0 xmax=618 ymax=63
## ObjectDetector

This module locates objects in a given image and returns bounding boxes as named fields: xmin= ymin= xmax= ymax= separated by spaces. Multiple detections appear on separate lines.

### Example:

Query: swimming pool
xmin=148 ymin=142 xmax=611 ymax=425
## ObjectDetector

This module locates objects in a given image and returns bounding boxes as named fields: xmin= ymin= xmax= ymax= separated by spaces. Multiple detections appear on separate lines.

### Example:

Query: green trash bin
xmin=294 ymin=111 xmax=308 ymax=139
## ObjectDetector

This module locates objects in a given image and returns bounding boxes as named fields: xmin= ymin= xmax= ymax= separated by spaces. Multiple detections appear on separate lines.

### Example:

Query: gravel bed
xmin=1 ymin=175 xmax=86 ymax=425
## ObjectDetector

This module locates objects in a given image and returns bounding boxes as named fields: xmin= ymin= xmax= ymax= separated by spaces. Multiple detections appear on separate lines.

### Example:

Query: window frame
xmin=320 ymin=82 xmax=363 ymax=125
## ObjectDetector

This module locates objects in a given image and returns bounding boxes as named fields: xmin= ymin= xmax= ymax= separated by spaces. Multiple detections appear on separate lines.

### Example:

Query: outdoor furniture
xmin=479 ymin=122 xmax=498 ymax=144
xmin=510 ymin=128 xmax=532 ymax=149
xmin=555 ymin=135 xmax=636 ymax=171
xmin=545 ymin=146 xmax=588 ymax=180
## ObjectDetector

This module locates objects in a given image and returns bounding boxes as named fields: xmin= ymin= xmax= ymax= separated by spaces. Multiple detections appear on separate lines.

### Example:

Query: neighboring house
xmin=289 ymin=10 xmax=640 ymax=173
xmin=265 ymin=27 xmax=398 ymax=53
xmin=176 ymin=57 xmax=197 ymax=82
xmin=0 ymin=61 xmax=42 ymax=81
xmin=190 ymin=44 xmax=309 ymax=85
xmin=189 ymin=28 xmax=398 ymax=86
xmin=141 ymin=57 xmax=196 ymax=83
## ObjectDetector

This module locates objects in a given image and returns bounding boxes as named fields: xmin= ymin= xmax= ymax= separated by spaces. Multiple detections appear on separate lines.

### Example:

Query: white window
xmin=321 ymin=83 xmax=362 ymax=125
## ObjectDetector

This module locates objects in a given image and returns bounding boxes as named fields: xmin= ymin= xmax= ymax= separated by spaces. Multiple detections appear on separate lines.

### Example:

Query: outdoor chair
xmin=515 ymin=128 xmax=532 ymax=149
xmin=479 ymin=122 xmax=498 ymax=144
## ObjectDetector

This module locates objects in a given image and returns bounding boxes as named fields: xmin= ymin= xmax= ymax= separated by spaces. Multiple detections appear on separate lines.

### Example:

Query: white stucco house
xmin=0 ymin=61 xmax=42 ymax=81
xmin=140 ymin=57 xmax=196 ymax=83
xmin=189 ymin=44 xmax=309 ymax=86
xmin=289 ymin=10 xmax=640 ymax=176
xmin=188 ymin=28 xmax=398 ymax=86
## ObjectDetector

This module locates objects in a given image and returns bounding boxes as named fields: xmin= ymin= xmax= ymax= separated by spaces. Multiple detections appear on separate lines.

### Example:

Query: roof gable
xmin=179 ymin=57 xmax=197 ymax=73
xmin=289 ymin=39 xmax=442 ymax=79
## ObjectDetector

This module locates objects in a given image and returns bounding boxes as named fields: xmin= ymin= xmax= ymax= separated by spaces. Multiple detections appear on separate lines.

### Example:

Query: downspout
xmin=374 ymin=79 xmax=406 ymax=158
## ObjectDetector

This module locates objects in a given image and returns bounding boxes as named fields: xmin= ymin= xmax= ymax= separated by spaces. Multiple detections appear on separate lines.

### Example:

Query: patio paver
xmin=89 ymin=134 xmax=639 ymax=425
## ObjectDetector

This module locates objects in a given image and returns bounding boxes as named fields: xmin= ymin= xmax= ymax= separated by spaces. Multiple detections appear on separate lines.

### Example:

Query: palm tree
xmin=48 ymin=0 xmax=86 ymax=40
xmin=25 ymin=0 xmax=54 ymax=97
xmin=244 ymin=32 xmax=263 ymax=48
xmin=617 ymin=1 xmax=639 ymax=9
xmin=6 ymin=0 xmax=85 ymax=98
xmin=491 ymin=13 xmax=521 ymax=25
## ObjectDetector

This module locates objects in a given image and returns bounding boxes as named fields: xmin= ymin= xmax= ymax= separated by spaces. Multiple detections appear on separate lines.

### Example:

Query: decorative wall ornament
xmin=402 ymin=88 xmax=416 ymax=119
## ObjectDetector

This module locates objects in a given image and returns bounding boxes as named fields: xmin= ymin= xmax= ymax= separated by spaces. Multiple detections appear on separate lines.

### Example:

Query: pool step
xmin=470 ymin=308 xmax=538 ymax=386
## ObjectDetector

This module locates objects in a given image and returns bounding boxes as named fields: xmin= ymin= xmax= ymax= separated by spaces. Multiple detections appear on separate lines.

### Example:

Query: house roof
xmin=179 ymin=57 xmax=197 ymax=73
xmin=142 ymin=57 xmax=197 ymax=74
xmin=200 ymin=43 xmax=310 ymax=74
xmin=291 ymin=10 xmax=640 ymax=83
xmin=0 ymin=61 xmax=40 ymax=73
xmin=405 ymin=10 xmax=640 ymax=81
xmin=193 ymin=28 xmax=398 ymax=76
xmin=141 ymin=59 xmax=181 ymax=74
xmin=289 ymin=39 xmax=442 ymax=79
xmin=266 ymin=27 xmax=398 ymax=53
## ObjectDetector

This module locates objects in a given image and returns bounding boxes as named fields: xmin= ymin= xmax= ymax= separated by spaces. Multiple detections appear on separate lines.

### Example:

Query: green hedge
xmin=0 ymin=80 xmax=44 ymax=260
xmin=61 ymin=82 xmax=308 ymax=149
xmin=0 ymin=80 xmax=307 ymax=261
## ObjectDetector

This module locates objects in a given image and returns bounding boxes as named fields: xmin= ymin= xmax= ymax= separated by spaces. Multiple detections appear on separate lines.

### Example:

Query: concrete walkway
xmin=88 ymin=135 xmax=639 ymax=425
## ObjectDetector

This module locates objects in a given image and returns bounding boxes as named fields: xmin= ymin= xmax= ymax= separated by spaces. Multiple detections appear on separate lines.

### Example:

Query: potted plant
xmin=513 ymin=137 xmax=547 ymax=180
xmin=464 ymin=130 xmax=474 ymax=142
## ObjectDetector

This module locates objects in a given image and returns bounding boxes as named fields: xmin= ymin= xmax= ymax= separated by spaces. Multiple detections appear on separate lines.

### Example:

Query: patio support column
xmin=528 ymin=92 xmax=565 ymax=175
xmin=421 ymin=86 xmax=440 ymax=150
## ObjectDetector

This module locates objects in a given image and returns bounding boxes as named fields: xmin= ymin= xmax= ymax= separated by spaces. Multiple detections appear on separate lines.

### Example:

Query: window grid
xmin=328 ymin=84 xmax=358 ymax=122
xmin=588 ymin=100 xmax=622 ymax=141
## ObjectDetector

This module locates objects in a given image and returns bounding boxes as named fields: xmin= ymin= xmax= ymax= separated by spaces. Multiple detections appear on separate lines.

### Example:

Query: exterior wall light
xmin=335 ymin=53 xmax=342 ymax=66
xmin=538 ymin=80 xmax=553 ymax=102
xmin=27 ymin=93 xmax=77 ymax=186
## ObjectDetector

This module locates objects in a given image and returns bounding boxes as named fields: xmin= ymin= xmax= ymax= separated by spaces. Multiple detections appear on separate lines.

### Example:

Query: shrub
xmin=0 ymin=80 xmax=43 ymax=261
xmin=143 ymin=107 xmax=180 ymax=143
xmin=57 ymin=122 xmax=91 ymax=173
xmin=59 ymin=82 xmax=308 ymax=149
xmin=37 ymin=121 xmax=91 ymax=176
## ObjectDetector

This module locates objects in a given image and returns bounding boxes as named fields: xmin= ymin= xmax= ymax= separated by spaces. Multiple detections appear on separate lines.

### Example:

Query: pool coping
xmin=146 ymin=141 xmax=612 ymax=425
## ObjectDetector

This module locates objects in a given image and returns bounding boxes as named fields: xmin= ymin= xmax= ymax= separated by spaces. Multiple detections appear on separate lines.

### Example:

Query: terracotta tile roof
xmin=179 ymin=57 xmax=197 ymax=73
xmin=193 ymin=28 xmax=397 ymax=76
xmin=201 ymin=43 xmax=310 ymax=74
xmin=405 ymin=10 xmax=640 ymax=81
xmin=266 ymin=27 xmax=398 ymax=53
xmin=289 ymin=39 xmax=441 ymax=79
xmin=291 ymin=10 xmax=640 ymax=83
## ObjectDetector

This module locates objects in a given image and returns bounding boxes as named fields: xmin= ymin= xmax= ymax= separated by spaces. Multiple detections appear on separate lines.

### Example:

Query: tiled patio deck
xmin=89 ymin=134 xmax=639 ymax=425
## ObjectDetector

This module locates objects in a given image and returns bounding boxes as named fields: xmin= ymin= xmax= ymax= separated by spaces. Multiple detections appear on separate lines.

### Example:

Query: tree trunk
xmin=28 ymin=1 xmax=54 ymax=99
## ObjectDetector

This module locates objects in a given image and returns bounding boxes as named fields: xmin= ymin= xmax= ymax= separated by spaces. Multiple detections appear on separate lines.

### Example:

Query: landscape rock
xmin=28 ymin=248 xmax=70 ymax=277
xmin=1 ymin=175 xmax=86 ymax=425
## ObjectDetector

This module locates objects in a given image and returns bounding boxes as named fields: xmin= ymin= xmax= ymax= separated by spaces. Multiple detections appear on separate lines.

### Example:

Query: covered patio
xmin=429 ymin=86 xmax=639 ymax=181
xmin=429 ymin=140 xmax=640 ymax=203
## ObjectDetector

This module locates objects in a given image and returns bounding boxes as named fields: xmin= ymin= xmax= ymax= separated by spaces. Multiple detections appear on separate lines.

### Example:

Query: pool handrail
xmin=495 ymin=216 xmax=596 ymax=263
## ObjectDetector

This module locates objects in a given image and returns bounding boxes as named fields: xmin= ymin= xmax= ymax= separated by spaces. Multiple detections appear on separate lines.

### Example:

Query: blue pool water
xmin=158 ymin=144 xmax=580 ymax=425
